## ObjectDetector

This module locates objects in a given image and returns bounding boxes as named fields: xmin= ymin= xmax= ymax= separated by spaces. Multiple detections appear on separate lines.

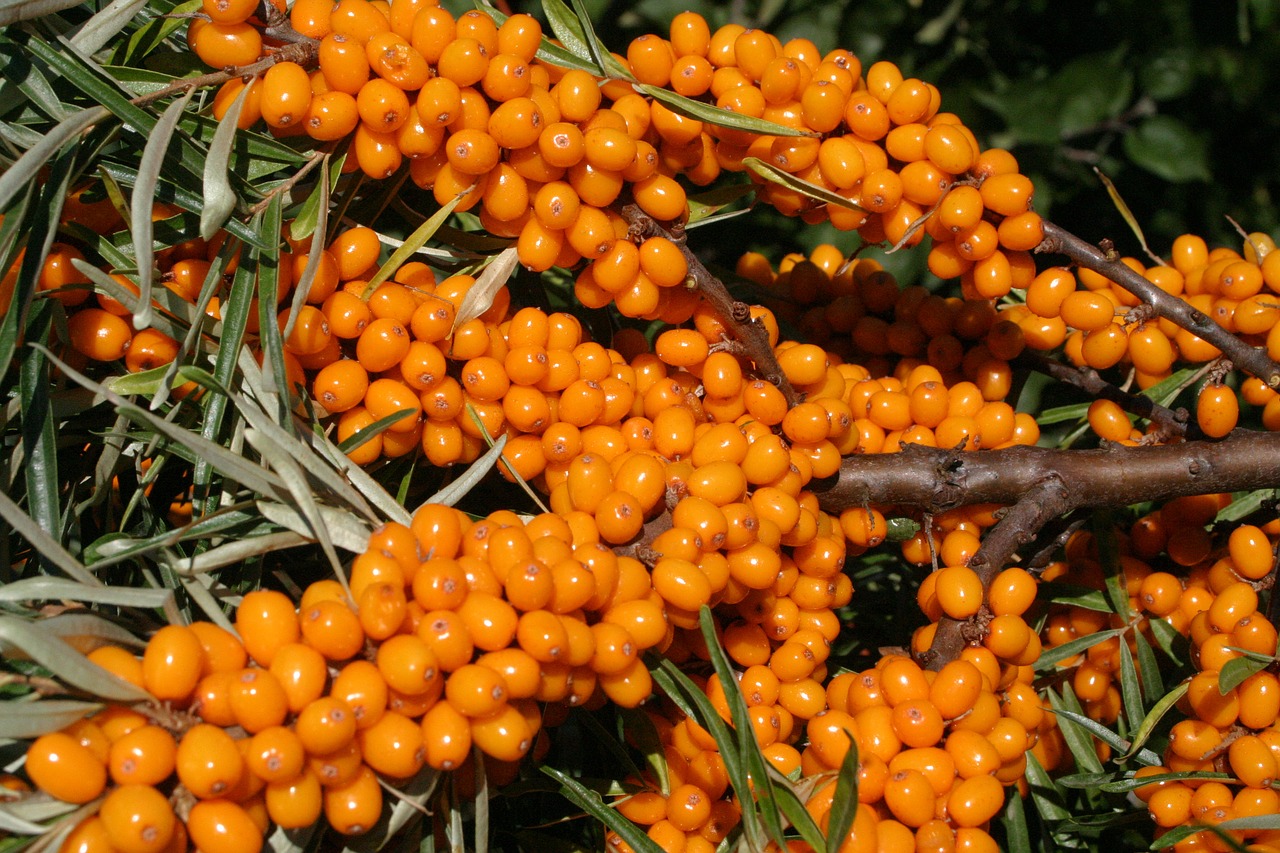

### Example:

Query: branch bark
xmin=812 ymin=431 xmax=1280 ymax=668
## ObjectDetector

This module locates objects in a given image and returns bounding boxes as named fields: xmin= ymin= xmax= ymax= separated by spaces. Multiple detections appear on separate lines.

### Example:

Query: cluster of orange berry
xmin=29 ymin=499 xmax=659 ymax=851
xmin=735 ymin=247 xmax=1038 ymax=454
xmin=1008 ymin=230 xmax=1280 ymax=440
xmin=191 ymin=0 xmax=1046 ymax=316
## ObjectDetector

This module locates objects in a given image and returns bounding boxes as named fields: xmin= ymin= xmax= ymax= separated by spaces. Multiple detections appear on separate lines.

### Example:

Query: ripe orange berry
xmin=186 ymin=799 xmax=263 ymax=853
xmin=98 ymin=784 xmax=177 ymax=853
xmin=933 ymin=565 xmax=984 ymax=619
xmin=141 ymin=625 xmax=206 ymax=703
xmin=176 ymin=723 xmax=244 ymax=799
xmin=25 ymin=732 xmax=107 ymax=803
xmin=235 ymin=589 xmax=300 ymax=667
xmin=108 ymin=725 xmax=177 ymax=787
xmin=1197 ymin=382 xmax=1239 ymax=438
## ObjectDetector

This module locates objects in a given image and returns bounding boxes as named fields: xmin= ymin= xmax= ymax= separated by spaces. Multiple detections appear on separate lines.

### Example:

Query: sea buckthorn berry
xmin=947 ymin=774 xmax=1005 ymax=828
xmin=933 ymin=565 xmax=983 ymax=619
xmin=108 ymin=725 xmax=177 ymax=787
xmin=261 ymin=61 xmax=312 ymax=128
xmin=142 ymin=624 xmax=205 ymax=702
xmin=299 ymin=599 xmax=366 ymax=661
xmin=67 ymin=308 xmax=132 ymax=361
xmin=1228 ymin=524 xmax=1274 ymax=580
xmin=99 ymin=784 xmax=176 ymax=853
xmin=190 ymin=20 xmax=264 ymax=69
xmin=186 ymin=799 xmax=261 ymax=853
xmin=176 ymin=723 xmax=244 ymax=799
xmin=445 ymin=663 xmax=510 ymax=718
xmin=376 ymin=634 xmax=440 ymax=695
xmin=244 ymin=726 xmax=305 ymax=785
xmin=293 ymin=696 xmax=358 ymax=756
xmin=228 ymin=668 xmax=290 ymax=733
xmin=1197 ymin=382 xmax=1239 ymax=438
xmin=25 ymin=732 xmax=107 ymax=803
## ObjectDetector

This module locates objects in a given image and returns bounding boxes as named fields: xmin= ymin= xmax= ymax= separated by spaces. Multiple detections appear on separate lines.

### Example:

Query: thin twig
xmin=1018 ymin=351 xmax=1189 ymax=438
xmin=621 ymin=205 xmax=801 ymax=406
xmin=247 ymin=149 xmax=327 ymax=215
xmin=1038 ymin=220 xmax=1280 ymax=388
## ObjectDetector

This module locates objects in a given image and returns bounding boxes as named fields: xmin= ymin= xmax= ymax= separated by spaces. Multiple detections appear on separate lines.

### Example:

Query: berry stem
xmin=1038 ymin=220 xmax=1280 ymax=388
xmin=620 ymin=205 xmax=802 ymax=407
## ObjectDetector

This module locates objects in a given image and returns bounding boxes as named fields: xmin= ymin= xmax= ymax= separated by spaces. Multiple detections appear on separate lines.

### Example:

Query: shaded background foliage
xmin=529 ymin=0 xmax=1280 ymax=271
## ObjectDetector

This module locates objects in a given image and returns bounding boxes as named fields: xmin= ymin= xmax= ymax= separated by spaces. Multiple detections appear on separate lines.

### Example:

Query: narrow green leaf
xmin=824 ymin=732 xmax=861 ymax=853
xmin=0 ymin=616 xmax=153 ymax=702
xmin=0 ymin=475 xmax=101 ymax=587
xmin=290 ymin=151 xmax=342 ymax=244
xmin=1118 ymin=679 xmax=1187 ymax=764
xmin=1055 ymin=692 xmax=1164 ymax=767
xmin=1133 ymin=629 xmax=1166 ymax=707
xmin=568 ymin=0 xmax=632 ymax=79
xmin=1035 ymin=627 xmax=1126 ymax=670
xmin=1044 ymin=584 xmax=1113 ymax=612
xmin=200 ymin=78 xmax=251 ymax=240
xmin=41 ymin=349 xmax=288 ymax=503
xmin=1022 ymin=752 xmax=1074 ymax=837
xmin=1116 ymin=636 xmax=1144 ymax=728
xmin=451 ymin=246 xmax=519 ymax=332
xmin=21 ymin=301 xmax=60 ymax=570
xmin=69 ymin=0 xmax=150 ymax=53
xmin=648 ymin=90 xmax=814 ymax=138
xmin=422 ymin=434 xmax=509 ymax=508
xmin=1099 ymin=769 xmax=1230 ymax=794
xmin=98 ymin=160 xmax=270 ymax=250
xmin=1093 ymin=167 xmax=1163 ymax=266
xmin=0 ymin=578 xmax=173 ymax=609
xmin=743 ymin=156 xmax=864 ymax=210
xmin=41 ymin=613 xmax=146 ymax=651
xmin=1055 ymin=772 xmax=1116 ymax=790
xmin=542 ymin=766 xmax=666 ymax=853
xmin=362 ymin=190 xmax=467 ymax=297
xmin=0 ymin=106 xmax=107 ymax=213
xmin=246 ymin=426 xmax=349 ymax=590
xmin=132 ymin=89 xmax=195 ymax=331
xmin=649 ymin=656 xmax=763 ymax=849
xmin=617 ymin=707 xmax=669 ymax=797
xmin=104 ymin=364 xmax=181 ymax=396
xmin=0 ymin=699 xmax=104 ymax=739
xmin=539 ymin=0 xmax=598 ymax=68
xmin=464 ymin=403 xmax=550 ymax=513
xmin=256 ymin=501 xmax=370 ymax=555
xmin=1000 ymin=781 xmax=1032 ymax=853
xmin=697 ymin=607 xmax=791 ymax=848
xmin=1047 ymin=688 xmax=1106 ymax=774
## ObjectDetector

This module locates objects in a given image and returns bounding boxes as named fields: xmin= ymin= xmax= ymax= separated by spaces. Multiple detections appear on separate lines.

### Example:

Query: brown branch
xmin=1037 ymin=220 xmax=1280 ymax=388
xmin=1018 ymin=351 xmax=1189 ymax=438
xmin=621 ymin=205 xmax=801 ymax=406
xmin=812 ymin=432 xmax=1280 ymax=669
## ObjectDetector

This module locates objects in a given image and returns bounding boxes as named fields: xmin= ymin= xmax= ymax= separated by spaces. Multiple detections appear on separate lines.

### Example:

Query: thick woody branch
xmin=621 ymin=205 xmax=801 ymax=406
xmin=1038 ymin=220 xmax=1280 ymax=388
xmin=813 ymin=432 xmax=1280 ymax=668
